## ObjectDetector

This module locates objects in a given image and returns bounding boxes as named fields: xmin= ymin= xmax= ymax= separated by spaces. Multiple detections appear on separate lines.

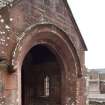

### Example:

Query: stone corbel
xmin=0 ymin=57 xmax=14 ymax=73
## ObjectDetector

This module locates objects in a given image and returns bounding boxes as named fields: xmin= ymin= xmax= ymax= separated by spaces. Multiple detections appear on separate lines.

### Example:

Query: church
xmin=0 ymin=0 xmax=87 ymax=105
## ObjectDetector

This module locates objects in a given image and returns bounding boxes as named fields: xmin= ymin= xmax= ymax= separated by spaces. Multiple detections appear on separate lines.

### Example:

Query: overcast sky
xmin=67 ymin=0 xmax=105 ymax=69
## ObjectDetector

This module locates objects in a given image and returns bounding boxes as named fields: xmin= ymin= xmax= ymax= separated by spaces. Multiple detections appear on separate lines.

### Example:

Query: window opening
xmin=44 ymin=76 xmax=50 ymax=96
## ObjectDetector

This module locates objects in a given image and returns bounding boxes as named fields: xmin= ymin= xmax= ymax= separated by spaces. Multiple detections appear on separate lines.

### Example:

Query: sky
xmin=67 ymin=0 xmax=105 ymax=69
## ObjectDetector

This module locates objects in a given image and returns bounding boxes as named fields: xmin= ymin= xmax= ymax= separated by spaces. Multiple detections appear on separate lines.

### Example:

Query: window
xmin=44 ymin=76 xmax=50 ymax=96
xmin=100 ymin=81 xmax=105 ymax=94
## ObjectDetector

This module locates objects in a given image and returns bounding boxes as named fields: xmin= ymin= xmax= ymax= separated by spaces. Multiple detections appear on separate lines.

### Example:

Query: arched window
xmin=44 ymin=76 xmax=50 ymax=96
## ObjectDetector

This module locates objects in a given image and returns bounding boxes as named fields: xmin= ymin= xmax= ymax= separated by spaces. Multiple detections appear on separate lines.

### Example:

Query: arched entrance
xmin=13 ymin=24 xmax=81 ymax=105
xmin=22 ymin=45 xmax=61 ymax=105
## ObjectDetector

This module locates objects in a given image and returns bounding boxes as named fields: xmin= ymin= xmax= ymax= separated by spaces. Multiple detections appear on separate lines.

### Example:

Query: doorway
xmin=21 ymin=45 xmax=61 ymax=105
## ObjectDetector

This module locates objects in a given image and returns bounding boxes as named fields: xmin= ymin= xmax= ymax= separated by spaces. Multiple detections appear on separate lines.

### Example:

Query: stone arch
xmin=12 ymin=23 xmax=81 ymax=77
xmin=12 ymin=23 xmax=82 ymax=105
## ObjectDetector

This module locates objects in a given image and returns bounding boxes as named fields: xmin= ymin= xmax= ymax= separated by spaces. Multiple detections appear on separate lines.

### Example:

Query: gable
xmin=64 ymin=0 xmax=87 ymax=51
xmin=0 ymin=0 xmax=87 ymax=59
xmin=31 ymin=0 xmax=87 ymax=50
xmin=25 ymin=0 xmax=87 ymax=51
